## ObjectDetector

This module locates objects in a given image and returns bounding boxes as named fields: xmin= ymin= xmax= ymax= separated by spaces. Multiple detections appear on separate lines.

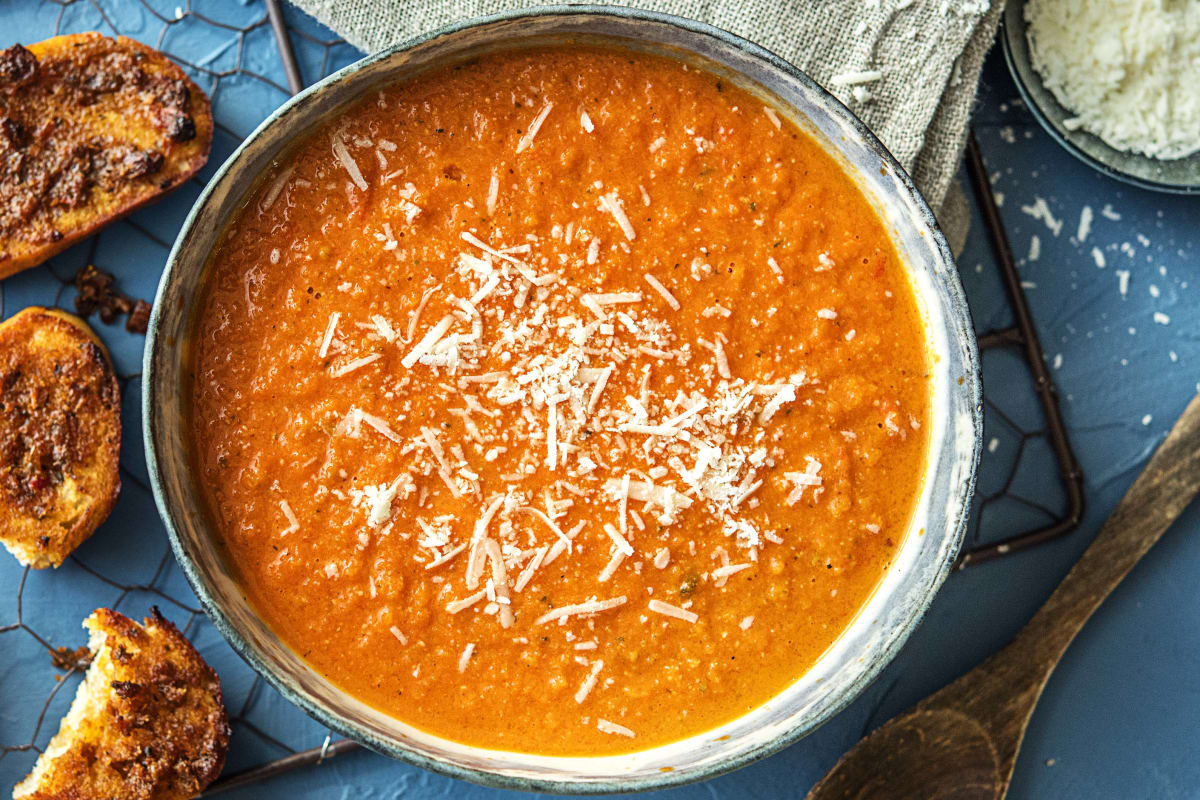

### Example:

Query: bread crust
xmin=13 ymin=608 xmax=231 ymax=800
xmin=0 ymin=32 xmax=213 ymax=279
xmin=0 ymin=307 xmax=121 ymax=568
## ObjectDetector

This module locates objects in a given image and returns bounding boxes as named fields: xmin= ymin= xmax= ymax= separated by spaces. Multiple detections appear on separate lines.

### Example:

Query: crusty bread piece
xmin=13 ymin=608 xmax=230 ymax=800
xmin=0 ymin=33 xmax=213 ymax=279
xmin=0 ymin=307 xmax=120 ymax=568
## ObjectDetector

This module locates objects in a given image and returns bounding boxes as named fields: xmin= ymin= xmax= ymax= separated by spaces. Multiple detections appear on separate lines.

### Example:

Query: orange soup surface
xmin=189 ymin=46 xmax=931 ymax=756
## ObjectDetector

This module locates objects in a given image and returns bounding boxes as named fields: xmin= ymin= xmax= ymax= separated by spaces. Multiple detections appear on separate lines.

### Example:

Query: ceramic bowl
xmin=144 ymin=6 xmax=982 ymax=792
xmin=1002 ymin=0 xmax=1200 ymax=194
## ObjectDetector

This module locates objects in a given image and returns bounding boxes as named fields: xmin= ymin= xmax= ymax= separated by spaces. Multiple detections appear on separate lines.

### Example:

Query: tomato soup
xmin=188 ymin=46 xmax=931 ymax=756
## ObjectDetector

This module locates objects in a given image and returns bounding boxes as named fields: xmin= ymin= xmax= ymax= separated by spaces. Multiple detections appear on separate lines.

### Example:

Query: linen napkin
xmin=289 ymin=0 xmax=1003 ymax=249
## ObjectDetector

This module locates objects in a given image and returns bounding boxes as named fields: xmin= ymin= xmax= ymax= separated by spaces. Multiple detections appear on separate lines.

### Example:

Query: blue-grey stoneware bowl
xmin=1003 ymin=0 xmax=1200 ymax=194
xmin=144 ymin=6 xmax=981 ymax=793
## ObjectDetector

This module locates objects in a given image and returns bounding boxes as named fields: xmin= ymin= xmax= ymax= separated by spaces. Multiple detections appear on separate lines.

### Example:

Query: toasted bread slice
xmin=0 ymin=307 xmax=120 ymax=568
xmin=0 ymin=33 xmax=213 ymax=279
xmin=13 ymin=608 xmax=230 ymax=800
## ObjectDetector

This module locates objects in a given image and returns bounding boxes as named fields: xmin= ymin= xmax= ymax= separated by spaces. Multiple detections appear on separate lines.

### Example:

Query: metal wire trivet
xmin=0 ymin=1 xmax=1084 ymax=794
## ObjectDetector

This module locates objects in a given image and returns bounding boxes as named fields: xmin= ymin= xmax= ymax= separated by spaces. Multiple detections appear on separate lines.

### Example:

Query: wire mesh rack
xmin=0 ymin=0 xmax=1083 ymax=794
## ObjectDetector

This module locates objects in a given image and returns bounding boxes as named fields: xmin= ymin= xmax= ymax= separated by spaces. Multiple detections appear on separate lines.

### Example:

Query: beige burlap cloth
xmin=289 ymin=0 xmax=1003 ymax=249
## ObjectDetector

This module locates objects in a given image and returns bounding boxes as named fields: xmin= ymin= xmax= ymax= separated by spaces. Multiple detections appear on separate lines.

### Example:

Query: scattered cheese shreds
xmin=535 ymin=596 xmax=627 ymax=625
xmin=261 ymin=166 xmax=294 ymax=212
xmin=763 ymin=106 xmax=782 ymax=129
xmin=331 ymin=352 xmax=382 ymax=377
xmin=364 ymin=478 xmax=402 ymax=528
xmin=597 ymin=548 xmax=625 ymax=583
xmin=1077 ymin=205 xmax=1093 ymax=243
xmin=425 ymin=542 xmax=467 ymax=571
xmin=829 ymin=69 xmax=884 ymax=87
xmin=458 ymin=642 xmax=475 ymax=673
xmin=575 ymin=660 xmax=604 ymax=703
xmin=643 ymin=273 xmax=680 ymax=310
xmin=712 ymin=563 xmax=752 ymax=580
xmin=447 ymin=589 xmax=487 ymax=614
xmin=1116 ymin=269 xmax=1130 ymax=296
xmin=596 ymin=718 xmax=635 ymax=737
xmin=332 ymin=134 xmax=367 ymax=190
xmin=318 ymin=312 xmax=340 ymax=358
xmin=648 ymin=598 xmax=698 ymax=623
xmin=516 ymin=102 xmax=554 ymax=153
xmin=598 ymin=192 xmax=637 ymax=241
xmin=580 ymin=109 xmax=594 ymax=133
xmin=486 ymin=173 xmax=500 ymax=218
xmin=513 ymin=546 xmax=549 ymax=593
xmin=1019 ymin=195 xmax=1063 ymax=236
xmin=402 ymin=315 xmax=454 ymax=368
xmin=389 ymin=625 xmax=408 ymax=644
xmin=603 ymin=523 xmax=635 ymax=557
xmin=547 ymin=401 xmax=558 ymax=470
xmin=483 ymin=538 xmax=515 ymax=628
xmin=784 ymin=457 xmax=823 ymax=505
xmin=279 ymin=500 xmax=299 ymax=535
xmin=361 ymin=411 xmax=403 ymax=444
xmin=712 ymin=338 xmax=731 ymax=379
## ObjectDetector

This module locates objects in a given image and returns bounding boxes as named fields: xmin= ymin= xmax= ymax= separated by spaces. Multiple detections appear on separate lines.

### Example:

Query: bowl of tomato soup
xmin=145 ymin=7 xmax=981 ymax=792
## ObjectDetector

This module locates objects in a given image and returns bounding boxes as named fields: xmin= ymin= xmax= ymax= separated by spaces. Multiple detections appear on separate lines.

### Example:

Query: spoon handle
xmin=1020 ymin=390 xmax=1200 ymax=665
xmin=929 ymin=391 xmax=1200 ymax=765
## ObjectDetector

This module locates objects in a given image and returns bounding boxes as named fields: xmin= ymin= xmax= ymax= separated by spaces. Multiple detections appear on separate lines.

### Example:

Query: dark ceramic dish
xmin=1003 ymin=0 xmax=1200 ymax=194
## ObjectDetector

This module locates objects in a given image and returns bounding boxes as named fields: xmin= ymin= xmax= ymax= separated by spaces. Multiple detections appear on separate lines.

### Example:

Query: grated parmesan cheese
xmin=603 ymin=523 xmax=635 ymax=557
xmin=783 ymin=457 xmax=823 ymax=505
xmin=1020 ymin=196 xmax=1063 ymax=236
xmin=596 ymin=718 xmax=635 ymax=737
xmin=318 ymin=312 xmax=340 ymax=358
xmin=516 ymin=102 xmax=554 ymax=153
xmin=598 ymin=192 xmax=637 ymax=241
xmin=829 ymin=69 xmax=883 ymax=87
xmin=1026 ymin=0 xmax=1200 ymax=159
xmin=279 ymin=500 xmax=299 ymax=535
xmin=331 ymin=134 xmax=367 ymax=190
xmin=648 ymin=599 xmax=698 ymax=623
xmin=458 ymin=642 xmax=475 ymax=672
xmin=535 ymin=596 xmax=627 ymax=625
xmin=331 ymin=352 xmax=381 ymax=377
xmin=643 ymin=273 xmax=680 ymax=310
xmin=1077 ymin=205 xmax=1093 ymax=243
xmin=575 ymin=660 xmax=604 ymax=703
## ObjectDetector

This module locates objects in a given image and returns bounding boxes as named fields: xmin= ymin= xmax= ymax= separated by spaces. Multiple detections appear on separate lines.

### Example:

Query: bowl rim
xmin=1000 ymin=0 xmax=1200 ymax=195
xmin=144 ymin=5 xmax=982 ymax=793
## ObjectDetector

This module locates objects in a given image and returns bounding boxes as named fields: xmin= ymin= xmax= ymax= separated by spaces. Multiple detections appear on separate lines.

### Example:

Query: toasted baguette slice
xmin=0 ymin=33 xmax=213 ymax=279
xmin=13 ymin=608 xmax=230 ymax=800
xmin=0 ymin=307 xmax=120 ymax=568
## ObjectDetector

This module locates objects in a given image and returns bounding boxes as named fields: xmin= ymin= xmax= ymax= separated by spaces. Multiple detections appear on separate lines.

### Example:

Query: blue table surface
xmin=2 ymin=3 xmax=1198 ymax=798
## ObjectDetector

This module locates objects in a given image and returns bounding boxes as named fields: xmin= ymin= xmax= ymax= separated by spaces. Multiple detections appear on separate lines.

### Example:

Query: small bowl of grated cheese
xmin=1003 ymin=0 xmax=1200 ymax=193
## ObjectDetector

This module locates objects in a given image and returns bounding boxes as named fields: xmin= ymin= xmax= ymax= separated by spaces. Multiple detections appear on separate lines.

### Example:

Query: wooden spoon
xmin=807 ymin=390 xmax=1200 ymax=800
